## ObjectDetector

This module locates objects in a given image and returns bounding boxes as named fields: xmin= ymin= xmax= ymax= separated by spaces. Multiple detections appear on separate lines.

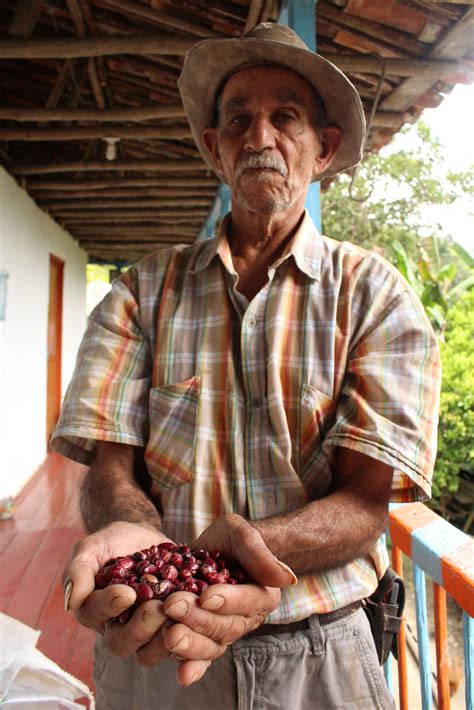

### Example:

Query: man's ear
xmin=313 ymin=126 xmax=342 ymax=177
xmin=203 ymin=128 xmax=225 ymax=178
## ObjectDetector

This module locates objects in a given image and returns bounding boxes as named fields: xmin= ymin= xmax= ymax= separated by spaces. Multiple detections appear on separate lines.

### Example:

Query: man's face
xmin=203 ymin=66 xmax=340 ymax=215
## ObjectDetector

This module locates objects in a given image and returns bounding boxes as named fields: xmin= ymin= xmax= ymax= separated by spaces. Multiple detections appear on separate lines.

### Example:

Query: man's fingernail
xmin=64 ymin=581 xmax=73 ymax=612
xmin=200 ymin=594 xmax=225 ymax=611
xmin=172 ymin=634 xmax=190 ymax=652
xmin=276 ymin=559 xmax=298 ymax=585
xmin=166 ymin=600 xmax=189 ymax=619
xmin=184 ymin=672 xmax=197 ymax=686
xmin=142 ymin=609 xmax=162 ymax=629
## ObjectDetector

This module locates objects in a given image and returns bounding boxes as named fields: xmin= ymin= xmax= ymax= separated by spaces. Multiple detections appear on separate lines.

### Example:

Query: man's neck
xmin=225 ymin=202 xmax=306 ymax=301
xmin=228 ymin=203 xmax=306 ymax=263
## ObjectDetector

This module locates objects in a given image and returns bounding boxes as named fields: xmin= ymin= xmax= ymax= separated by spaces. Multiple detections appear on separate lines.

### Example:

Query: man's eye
xmin=275 ymin=112 xmax=296 ymax=124
xmin=230 ymin=115 xmax=248 ymax=126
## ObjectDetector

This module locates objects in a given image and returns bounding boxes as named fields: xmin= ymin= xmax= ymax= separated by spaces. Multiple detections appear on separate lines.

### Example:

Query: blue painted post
xmin=464 ymin=612 xmax=474 ymax=710
xmin=283 ymin=0 xmax=322 ymax=231
xmin=384 ymin=652 xmax=394 ymax=695
xmin=413 ymin=564 xmax=433 ymax=710
xmin=198 ymin=184 xmax=231 ymax=240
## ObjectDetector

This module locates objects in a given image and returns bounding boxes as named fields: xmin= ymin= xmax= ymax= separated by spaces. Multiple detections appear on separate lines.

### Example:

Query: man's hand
xmin=63 ymin=520 xmax=170 ymax=633
xmin=142 ymin=514 xmax=296 ymax=685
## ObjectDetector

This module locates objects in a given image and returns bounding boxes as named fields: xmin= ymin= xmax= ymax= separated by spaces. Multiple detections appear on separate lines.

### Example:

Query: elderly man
xmin=53 ymin=23 xmax=440 ymax=710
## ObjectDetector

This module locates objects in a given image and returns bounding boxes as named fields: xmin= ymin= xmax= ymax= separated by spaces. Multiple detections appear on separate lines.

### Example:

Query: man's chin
xmin=237 ymin=191 xmax=292 ymax=215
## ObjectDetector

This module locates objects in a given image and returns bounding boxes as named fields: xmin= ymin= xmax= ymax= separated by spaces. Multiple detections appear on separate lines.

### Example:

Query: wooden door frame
xmin=47 ymin=254 xmax=64 ymax=445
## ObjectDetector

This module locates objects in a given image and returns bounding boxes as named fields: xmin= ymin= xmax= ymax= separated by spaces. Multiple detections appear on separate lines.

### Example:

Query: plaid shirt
xmin=52 ymin=212 xmax=441 ymax=622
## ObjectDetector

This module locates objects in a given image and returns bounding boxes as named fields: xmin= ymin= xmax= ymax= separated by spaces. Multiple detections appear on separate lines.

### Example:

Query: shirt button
xmin=247 ymin=316 xmax=257 ymax=328
xmin=251 ymin=398 xmax=262 ymax=409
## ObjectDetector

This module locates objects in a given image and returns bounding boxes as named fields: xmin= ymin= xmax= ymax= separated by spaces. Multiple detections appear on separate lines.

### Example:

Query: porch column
xmin=280 ymin=0 xmax=321 ymax=231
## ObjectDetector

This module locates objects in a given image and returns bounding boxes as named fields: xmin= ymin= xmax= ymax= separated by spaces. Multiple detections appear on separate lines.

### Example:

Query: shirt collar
xmin=190 ymin=210 xmax=321 ymax=281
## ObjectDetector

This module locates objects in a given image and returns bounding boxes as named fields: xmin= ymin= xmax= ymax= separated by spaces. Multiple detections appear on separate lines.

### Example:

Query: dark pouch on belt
xmin=362 ymin=567 xmax=405 ymax=665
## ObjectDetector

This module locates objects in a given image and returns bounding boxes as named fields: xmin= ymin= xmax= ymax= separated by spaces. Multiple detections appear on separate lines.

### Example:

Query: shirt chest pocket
xmin=145 ymin=376 xmax=200 ymax=492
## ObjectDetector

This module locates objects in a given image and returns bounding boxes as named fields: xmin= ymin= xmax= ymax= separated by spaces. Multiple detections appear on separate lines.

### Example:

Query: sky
xmin=383 ymin=83 xmax=474 ymax=254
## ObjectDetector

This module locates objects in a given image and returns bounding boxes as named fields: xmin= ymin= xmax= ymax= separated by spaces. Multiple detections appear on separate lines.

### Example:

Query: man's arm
xmin=79 ymin=441 xmax=162 ymax=533
xmin=193 ymin=448 xmax=392 ymax=576
xmin=251 ymin=447 xmax=393 ymax=572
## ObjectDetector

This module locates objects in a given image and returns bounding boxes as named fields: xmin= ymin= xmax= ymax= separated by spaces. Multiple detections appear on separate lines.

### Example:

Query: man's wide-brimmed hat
xmin=178 ymin=23 xmax=366 ymax=181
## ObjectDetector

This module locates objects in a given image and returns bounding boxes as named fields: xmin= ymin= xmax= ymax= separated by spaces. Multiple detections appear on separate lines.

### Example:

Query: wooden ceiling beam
xmin=36 ymin=187 xmax=215 ymax=198
xmin=61 ymin=214 xmax=204 ymax=223
xmin=73 ymin=228 xmax=197 ymax=238
xmin=27 ymin=177 xmax=218 ymax=189
xmin=41 ymin=198 xmax=211 ymax=208
xmin=0 ymin=105 xmax=185 ymax=121
xmin=244 ymin=0 xmax=264 ymax=33
xmin=87 ymin=58 xmax=106 ymax=109
xmin=0 ymin=35 xmax=470 ymax=83
xmin=10 ymin=159 xmax=207 ymax=175
xmin=0 ymin=35 xmax=195 ymax=59
xmin=319 ymin=52 xmax=473 ymax=83
xmin=45 ymin=62 xmax=72 ymax=108
xmin=53 ymin=209 xmax=208 ymax=218
xmin=0 ymin=125 xmax=192 ymax=140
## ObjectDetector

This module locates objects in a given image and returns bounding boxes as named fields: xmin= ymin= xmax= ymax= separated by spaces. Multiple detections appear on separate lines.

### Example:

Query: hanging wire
xmin=349 ymin=55 xmax=387 ymax=203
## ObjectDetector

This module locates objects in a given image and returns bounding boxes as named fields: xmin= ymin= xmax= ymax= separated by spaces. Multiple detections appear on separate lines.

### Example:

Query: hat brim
xmin=178 ymin=36 xmax=366 ymax=182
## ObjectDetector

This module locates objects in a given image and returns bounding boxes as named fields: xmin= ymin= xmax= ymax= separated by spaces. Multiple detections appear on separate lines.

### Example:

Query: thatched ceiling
xmin=0 ymin=0 xmax=473 ymax=264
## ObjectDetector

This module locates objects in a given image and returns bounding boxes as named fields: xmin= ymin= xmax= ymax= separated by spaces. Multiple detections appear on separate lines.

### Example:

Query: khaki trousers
xmin=94 ymin=607 xmax=395 ymax=709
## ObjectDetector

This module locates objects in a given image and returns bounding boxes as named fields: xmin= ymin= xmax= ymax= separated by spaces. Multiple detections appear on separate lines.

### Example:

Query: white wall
xmin=0 ymin=168 xmax=88 ymax=498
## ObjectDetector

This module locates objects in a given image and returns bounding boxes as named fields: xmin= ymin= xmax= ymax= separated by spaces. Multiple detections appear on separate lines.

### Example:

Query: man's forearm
xmin=252 ymin=448 xmax=393 ymax=575
xmin=252 ymin=486 xmax=387 ymax=574
xmin=80 ymin=441 xmax=162 ymax=533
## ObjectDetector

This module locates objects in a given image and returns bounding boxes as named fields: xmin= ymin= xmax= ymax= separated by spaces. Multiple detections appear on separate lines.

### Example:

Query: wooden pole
xmin=62 ymin=215 xmax=204 ymax=224
xmin=36 ymin=187 xmax=214 ymax=198
xmin=87 ymin=58 xmax=106 ymax=109
xmin=392 ymin=545 xmax=409 ymax=710
xmin=45 ymin=62 xmax=72 ymax=108
xmin=74 ymin=232 xmax=197 ymax=243
xmin=27 ymin=178 xmax=218 ymax=190
xmin=244 ymin=0 xmax=264 ymax=33
xmin=55 ymin=209 xmax=207 ymax=219
xmin=10 ymin=159 xmax=207 ymax=175
xmin=0 ymin=105 xmax=185 ymax=121
xmin=317 ymin=53 xmax=472 ymax=83
xmin=41 ymin=198 xmax=211 ymax=208
xmin=0 ymin=34 xmax=470 ymax=82
xmin=433 ymin=583 xmax=451 ymax=709
xmin=0 ymin=34 xmax=195 ymax=59
xmin=0 ymin=125 xmax=192 ymax=140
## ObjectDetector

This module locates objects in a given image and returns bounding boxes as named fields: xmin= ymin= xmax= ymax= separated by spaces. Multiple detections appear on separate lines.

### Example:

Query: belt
xmin=247 ymin=600 xmax=362 ymax=638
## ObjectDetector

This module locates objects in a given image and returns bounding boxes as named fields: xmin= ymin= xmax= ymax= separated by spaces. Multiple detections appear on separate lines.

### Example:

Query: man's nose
xmin=243 ymin=115 xmax=276 ymax=152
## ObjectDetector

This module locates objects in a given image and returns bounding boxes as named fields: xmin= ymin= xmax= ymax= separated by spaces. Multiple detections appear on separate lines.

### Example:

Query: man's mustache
xmin=235 ymin=152 xmax=288 ymax=180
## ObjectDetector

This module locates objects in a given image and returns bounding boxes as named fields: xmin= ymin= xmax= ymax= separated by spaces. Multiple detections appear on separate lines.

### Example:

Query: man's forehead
xmin=220 ymin=65 xmax=312 ymax=108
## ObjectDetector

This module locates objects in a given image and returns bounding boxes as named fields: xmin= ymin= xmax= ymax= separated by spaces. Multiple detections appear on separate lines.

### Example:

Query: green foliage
xmin=86 ymin=263 xmax=113 ymax=284
xmin=392 ymin=239 xmax=474 ymax=333
xmin=321 ymin=121 xmax=474 ymax=268
xmin=431 ymin=290 xmax=474 ymax=532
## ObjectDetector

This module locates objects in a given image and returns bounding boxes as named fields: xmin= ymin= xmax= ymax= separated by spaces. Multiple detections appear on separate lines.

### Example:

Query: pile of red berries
xmin=95 ymin=542 xmax=248 ymax=622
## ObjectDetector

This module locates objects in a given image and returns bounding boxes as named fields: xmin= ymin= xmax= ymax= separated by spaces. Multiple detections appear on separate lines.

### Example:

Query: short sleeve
xmin=323 ymin=257 xmax=441 ymax=502
xmin=50 ymin=267 xmax=152 ymax=465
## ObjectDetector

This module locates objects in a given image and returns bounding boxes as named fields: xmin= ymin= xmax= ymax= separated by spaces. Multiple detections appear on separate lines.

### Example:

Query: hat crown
xmin=243 ymin=23 xmax=309 ymax=52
